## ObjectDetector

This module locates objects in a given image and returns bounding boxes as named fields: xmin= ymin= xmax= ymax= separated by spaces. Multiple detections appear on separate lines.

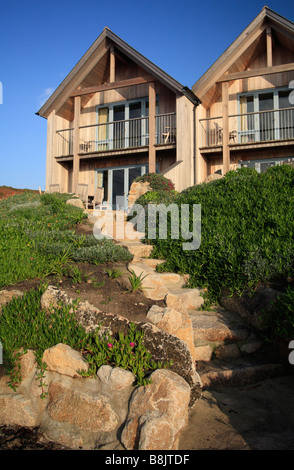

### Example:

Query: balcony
xmin=55 ymin=113 xmax=176 ymax=158
xmin=199 ymin=107 xmax=294 ymax=151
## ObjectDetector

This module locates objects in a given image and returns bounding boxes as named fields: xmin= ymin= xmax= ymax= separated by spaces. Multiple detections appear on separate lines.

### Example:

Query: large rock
xmin=66 ymin=198 xmax=84 ymax=209
xmin=97 ymin=365 xmax=135 ymax=391
xmin=47 ymin=380 xmax=119 ymax=433
xmin=41 ymin=285 xmax=73 ymax=312
xmin=0 ymin=289 xmax=23 ymax=315
xmin=147 ymin=305 xmax=197 ymax=362
xmin=0 ymin=394 xmax=39 ymax=427
xmin=128 ymin=181 xmax=151 ymax=209
xmin=121 ymin=369 xmax=191 ymax=450
xmin=20 ymin=349 xmax=37 ymax=380
xmin=42 ymin=343 xmax=89 ymax=378
xmin=165 ymin=288 xmax=204 ymax=312
xmin=128 ymin=261 xmax=185 ymax=301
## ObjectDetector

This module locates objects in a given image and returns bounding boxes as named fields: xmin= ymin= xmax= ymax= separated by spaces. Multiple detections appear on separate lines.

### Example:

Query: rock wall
xmin=0 ymin=286 xmax=202 ymax=450
xmin=0 ymin=346 xmax=192 ymax=450
xmin=128 ymin=181 xmax=151 ymax=209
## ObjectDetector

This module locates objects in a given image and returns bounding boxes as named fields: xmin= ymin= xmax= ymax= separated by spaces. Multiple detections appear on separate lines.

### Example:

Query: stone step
xmin=127 ymin=259 xmax=186 ymax=300
xmin=197 ymin=358 xmax=290 ymax=390
xmin=189 ymin=308 xmax=262 ymax=362
xmin=122 ymin=242 xmax=154 ymax=261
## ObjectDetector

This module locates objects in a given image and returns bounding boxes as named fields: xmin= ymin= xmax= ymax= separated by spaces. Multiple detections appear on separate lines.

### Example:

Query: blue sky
xmin=1 ymin=0 xmax=294 ymax=190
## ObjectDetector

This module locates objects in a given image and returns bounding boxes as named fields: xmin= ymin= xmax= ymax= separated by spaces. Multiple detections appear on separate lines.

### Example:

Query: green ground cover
xmin=0 ymin=192 xmax=132 ymax=288
xmin=140 ymin=166 xmax=294 ymax=339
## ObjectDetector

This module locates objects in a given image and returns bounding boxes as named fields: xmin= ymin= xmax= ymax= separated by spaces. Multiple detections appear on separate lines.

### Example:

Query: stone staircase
xmin=190 ymin=306 xmax=289 ymax=390
xmin=88 ymin=209 xmax=290 ymax=390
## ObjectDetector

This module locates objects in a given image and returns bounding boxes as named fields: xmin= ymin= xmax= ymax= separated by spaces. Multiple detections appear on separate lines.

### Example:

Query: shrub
xmin=262 ymin=286 xmax=294 ymax=341
xmin=146 ymin=165 xmax=294 ymax=301
xmin=136 ymin=189 xmax=178 ymax=208
xmin=134 ymin=173 xmax=175 ymax=191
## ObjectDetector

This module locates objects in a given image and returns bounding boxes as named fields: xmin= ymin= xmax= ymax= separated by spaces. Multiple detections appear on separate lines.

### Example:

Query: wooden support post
xmin=148 ymin=82 xmax=156 ymax=173
xmin=73 ymin=95 xmax=81 ymax=192
xmin=222 ymin=82 xmax=230 ymax=175
xmin=110 ymin=46 xmax=115 ymax=83
xmin=266 ymin=27 xmax=272 ymax=67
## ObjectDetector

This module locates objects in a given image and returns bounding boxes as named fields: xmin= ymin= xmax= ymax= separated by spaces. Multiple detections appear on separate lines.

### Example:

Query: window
xmin=237 ymin=88 xmax=294 ymax=143
xmin=95 ymin=97 xmax=158 ymax=150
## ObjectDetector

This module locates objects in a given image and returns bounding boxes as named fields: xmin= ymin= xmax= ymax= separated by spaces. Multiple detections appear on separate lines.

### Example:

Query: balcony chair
xmin=75 ymin=183 xmax=89 ymax=210
xmin=88 ymin=187 xmax=104 ymax=210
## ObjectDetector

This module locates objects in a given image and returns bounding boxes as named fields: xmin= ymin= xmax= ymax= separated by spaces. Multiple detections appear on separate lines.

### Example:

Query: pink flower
xmin=129 ymin=342 xmax=135 ymax=347
xmin=107 ymin=343 xmax=113 ymax=349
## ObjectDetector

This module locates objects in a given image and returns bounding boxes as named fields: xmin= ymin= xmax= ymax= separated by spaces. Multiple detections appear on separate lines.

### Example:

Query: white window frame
xmin=95 ymin=97 xmax=159 ymax=150
xmin=237 ymin=87 xmax=293 ymax=143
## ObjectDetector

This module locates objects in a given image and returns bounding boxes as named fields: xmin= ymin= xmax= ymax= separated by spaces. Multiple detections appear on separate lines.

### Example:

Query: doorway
xmin=95 ymin=164 xmax=148 ymax=210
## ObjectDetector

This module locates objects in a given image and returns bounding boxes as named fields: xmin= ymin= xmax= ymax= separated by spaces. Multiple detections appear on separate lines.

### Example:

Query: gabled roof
xmin=192 ymin=6 xmax=294 ymax=102
xmin=37 ymin=27 xmax=199 ymax=119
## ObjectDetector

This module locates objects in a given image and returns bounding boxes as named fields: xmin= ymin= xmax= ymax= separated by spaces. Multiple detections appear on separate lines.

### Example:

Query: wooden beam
xmin=222 ymin=82 xmax=230 ymax=175
xmin=52 ymin=42 xmax=110 ymax=116
xmin=194 ymin=24 xmax=267 ymax=98
xmin=148 ymin=82 xmax=156 ymax=173
xmin=73 ymin=96 xmax=81 ymax=192
xmin=70 ymin=75 xmax=154 ymax=97
xmin=110 ymin=46 xmax=115 ymax=83
xmin=266 ymin=26 xmax=273 ymax=67
xmin=217 ymin=62 xmax=294 ymax=83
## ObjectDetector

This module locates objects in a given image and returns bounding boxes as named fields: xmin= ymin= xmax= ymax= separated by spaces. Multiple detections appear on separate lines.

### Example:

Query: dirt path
xmin=179 ymin=374 xmax=294 ymax=450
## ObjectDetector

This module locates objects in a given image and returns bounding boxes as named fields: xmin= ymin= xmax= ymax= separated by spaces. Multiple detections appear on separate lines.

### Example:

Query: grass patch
xmin=0 ymin=192 xmax=132 ymax=288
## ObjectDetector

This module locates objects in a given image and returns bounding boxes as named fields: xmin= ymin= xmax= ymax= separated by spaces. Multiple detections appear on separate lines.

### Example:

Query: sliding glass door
xmin=238 ymin=88 xmax=294 ymax=143
xmin=95 ymin=164 xmax=148 ymax=210
xmin=95 ymin=97 xmax=156 ymax=151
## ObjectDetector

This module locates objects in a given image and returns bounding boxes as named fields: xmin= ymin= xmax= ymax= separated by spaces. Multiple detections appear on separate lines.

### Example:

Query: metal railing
xmin=55 ymin=113 xmax=176 ymax=157
xmin=199 ymin=107 xmax=294 ymax=148
xmin=79 ymin=116 xmax=149 ymax=153
xmin=156 ymin=112 xmax=176 ymax=144
xmin=55 ymin=128 xmax=73 ymax=157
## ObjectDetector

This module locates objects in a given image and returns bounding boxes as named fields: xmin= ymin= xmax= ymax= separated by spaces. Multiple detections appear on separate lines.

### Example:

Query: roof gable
xmin=192 ymin=6 xmax=294 ymax=105
xmin=37 ymin=28 xmax=196 ymax=119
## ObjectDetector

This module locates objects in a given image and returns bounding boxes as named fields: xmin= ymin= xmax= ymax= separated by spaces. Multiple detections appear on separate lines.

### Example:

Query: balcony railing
xmin=199 ymin=107 xmax=294 ymax=148
xmin=56 ymin=128 xmax=74 ymax=157
xmin=55 ymin=113 xmax=176 ymax=157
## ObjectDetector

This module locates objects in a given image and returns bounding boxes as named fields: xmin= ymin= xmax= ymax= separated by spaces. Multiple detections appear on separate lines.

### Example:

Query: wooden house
xmin=193 ymin=6 xmax=294 ymax=182
xmin=36 ymin=28 xmax=199 ymax=209
xmin=37 ymin=7 xmax=294 ymax=204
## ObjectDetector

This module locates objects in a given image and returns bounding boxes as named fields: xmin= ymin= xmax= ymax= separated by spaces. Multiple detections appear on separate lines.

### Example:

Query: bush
xmin=262 ymin=286 xmax=294 ymax=341
xmin=136 ymin=189 xmax=178 ymax=208
xmin=146 ymin=165 xmax=294 ymax=301
xmin=134 ymin=173 xmax=175 ymax=191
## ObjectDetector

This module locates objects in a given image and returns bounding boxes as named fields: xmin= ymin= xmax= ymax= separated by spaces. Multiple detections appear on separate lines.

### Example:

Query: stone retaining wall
xmin=0 ymin=346 xmax=192 ymax=450
xmin=128 ymin=181 xmax=151 ymax=209
xmin=0 ymin=286 xmax=202 ymax=450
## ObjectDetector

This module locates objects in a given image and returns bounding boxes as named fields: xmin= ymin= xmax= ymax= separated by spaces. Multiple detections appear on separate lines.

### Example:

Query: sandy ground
xmin=179 ymin=374 xmax=294 ymax=450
